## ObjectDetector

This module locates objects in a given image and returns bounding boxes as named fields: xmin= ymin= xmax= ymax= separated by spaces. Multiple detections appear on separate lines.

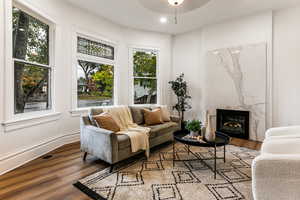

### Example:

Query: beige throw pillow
xmin=160 ymin=106 xmax=171 ymax=122
xmin=93 ymin=112 xmax=120 ymax=132
xmin=143 ymin=108 xmax=164 ymax=125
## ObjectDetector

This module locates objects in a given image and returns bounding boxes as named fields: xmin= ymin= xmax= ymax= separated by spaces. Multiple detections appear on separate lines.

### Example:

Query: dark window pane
xmin=77 ymin=60 xmax=114 ymax=108
xmin=77 ymin=37 xmax=114 ymax=60
xmin=134 ymin=78 xmax=157 ymax=104
xmin=14 ymin=62 xmax=51 ymax=114
xmin=133 ymin=50 xmax=157 ymax=77
xmin=13 ymin=7 xmax=49 ymax=65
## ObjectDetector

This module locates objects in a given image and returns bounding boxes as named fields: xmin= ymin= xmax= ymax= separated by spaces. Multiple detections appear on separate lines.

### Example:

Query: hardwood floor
xmin=0 ymin=139 xmax=261 ymax=200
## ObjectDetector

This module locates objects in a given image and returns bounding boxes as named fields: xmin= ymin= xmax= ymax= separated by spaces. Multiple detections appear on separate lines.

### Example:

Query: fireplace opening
xmin=216 ymin=109 xmax=250 ymax=139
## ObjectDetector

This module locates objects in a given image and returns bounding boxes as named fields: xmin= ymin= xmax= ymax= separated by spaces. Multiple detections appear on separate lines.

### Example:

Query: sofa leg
xmin=83 ymin=152 xmax=88 ymax=161
xmin=109 ymin=164 xmax=114 ymax=173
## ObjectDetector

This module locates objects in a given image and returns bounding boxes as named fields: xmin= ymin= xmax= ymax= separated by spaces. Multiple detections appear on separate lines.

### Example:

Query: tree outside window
xmin=76 ymin=37 xmax=115 ymax=108
xmin=133 ymin=50 xmax=158 ymax=104
xmin=77 ymin=60 xmax=114 ymax=108
xmin=13 ymin=7 xmax=51 ymax=114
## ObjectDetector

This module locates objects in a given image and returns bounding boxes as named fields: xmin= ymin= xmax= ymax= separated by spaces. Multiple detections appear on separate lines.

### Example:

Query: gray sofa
xmin=80 ymin=106 xmax=180 ymax=168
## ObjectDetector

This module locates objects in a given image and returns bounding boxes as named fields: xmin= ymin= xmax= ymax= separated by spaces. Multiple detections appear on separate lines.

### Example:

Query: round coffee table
xmin=173 ymin=130 xmax=230 ymax=179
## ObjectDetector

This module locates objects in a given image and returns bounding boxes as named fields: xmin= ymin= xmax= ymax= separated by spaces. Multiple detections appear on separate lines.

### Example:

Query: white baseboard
xmin=0 ymin=130 xmax=80 ymax=176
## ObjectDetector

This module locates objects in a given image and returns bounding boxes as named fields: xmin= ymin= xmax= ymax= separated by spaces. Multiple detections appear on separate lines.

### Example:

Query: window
xmin=132 ymin=49 xmax=158 ymax=104
xmin=77 ymin=37 xmax=114 ymax=60
xmin=12 ymin=7 xmax=51 ymax=114
xmin=76 ymin=36 xmax=115 ymax=108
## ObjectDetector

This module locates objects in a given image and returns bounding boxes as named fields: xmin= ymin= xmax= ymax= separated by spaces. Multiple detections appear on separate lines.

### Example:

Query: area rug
xmin=74 ymin=143 xmax=259 ymax=200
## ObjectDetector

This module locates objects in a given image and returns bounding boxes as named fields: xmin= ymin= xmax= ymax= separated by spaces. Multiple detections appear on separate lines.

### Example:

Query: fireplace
xmin=216 ymin=109 xmax=250 ymax=139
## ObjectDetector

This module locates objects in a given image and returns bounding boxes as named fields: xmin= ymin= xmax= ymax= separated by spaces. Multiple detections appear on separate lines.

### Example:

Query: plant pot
xmin=181 ymin=121 xmax=187 ymax=131
xmin=189 ymin=131 xmax=199 ymax=137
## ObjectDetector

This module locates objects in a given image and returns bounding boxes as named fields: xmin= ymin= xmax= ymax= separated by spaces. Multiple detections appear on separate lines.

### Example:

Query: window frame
xmin=129 ymin=46 xmax=160 ymax=106
xmin=3 ymin=0 xmax=57 ymax=124
xmin=71 ymin=30 xmax=118 ymax=113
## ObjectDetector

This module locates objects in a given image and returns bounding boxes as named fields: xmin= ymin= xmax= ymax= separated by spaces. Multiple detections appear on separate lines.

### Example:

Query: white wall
xmin=0 ymin=0 xmax=4 ymax=137
xmin=172 ymin=30 xmax=203 ymax=118
xmin=0 ymin=0 xmax=172 ymax=174
xmin=172 ymin=12 xmax=273 ymax=126
xmin=273 ymin=6 xmax=300 ymax=127
xmin=172 ymin=6 xmax=300 ymax=132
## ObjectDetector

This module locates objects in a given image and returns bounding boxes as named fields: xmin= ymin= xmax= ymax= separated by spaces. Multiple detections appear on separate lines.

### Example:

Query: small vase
xmin=190 ymin=131 xmax=199 ymax=137
xmin=205 ymin=111 xmax=216 ymax=142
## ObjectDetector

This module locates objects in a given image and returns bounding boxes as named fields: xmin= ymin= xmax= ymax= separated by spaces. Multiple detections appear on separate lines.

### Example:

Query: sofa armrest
xmin=83 ymin=125 xmax=115 ymax=136
xmin=265 ymin=126 xmax=300 ymax=138
xmin=170 ymin=115 xmax=181 ymax=123
xmin=252 ymin=154 xmax=300 ymax=200
xmin=80 ymin=119 xmax=118 ymax=164
xmin=261 ymin=138 xmax=300 ymax=154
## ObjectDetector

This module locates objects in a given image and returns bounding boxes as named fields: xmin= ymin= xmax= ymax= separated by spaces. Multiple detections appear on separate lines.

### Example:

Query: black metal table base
xmin=172 ymin=142 xmax=226 ymax=179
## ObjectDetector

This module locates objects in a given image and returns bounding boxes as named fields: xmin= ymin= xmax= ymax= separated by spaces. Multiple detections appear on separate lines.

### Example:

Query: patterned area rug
xmin=74 ymin=143 xmax=259 ymax=200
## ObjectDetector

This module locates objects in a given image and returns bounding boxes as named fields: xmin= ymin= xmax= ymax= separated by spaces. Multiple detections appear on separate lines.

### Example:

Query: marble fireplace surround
xmin=204 ymin=43 xmax=269 ymax=142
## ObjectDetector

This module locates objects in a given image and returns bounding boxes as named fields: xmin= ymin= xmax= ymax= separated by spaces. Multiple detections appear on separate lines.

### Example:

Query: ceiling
xmin=65 ymin=0 xmax=300 ymax=34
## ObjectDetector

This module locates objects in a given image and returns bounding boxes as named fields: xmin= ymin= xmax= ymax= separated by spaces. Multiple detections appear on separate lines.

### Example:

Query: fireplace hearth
xmin=216 ymin=109 xmax=250 ymax=139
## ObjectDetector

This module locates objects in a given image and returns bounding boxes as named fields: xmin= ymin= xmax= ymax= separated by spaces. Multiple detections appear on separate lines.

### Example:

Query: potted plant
xmin=185 ymin=120 xmax=202 ymax=137
xmin=169 ymin=73 xmax=192 ymax=129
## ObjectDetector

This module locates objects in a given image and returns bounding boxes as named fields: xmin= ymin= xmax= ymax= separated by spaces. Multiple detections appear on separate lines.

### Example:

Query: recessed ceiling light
xmin=168 ymin=0 xmax=185 ymax=6
xmin=160 ymin=17 xmax=167 ymax=24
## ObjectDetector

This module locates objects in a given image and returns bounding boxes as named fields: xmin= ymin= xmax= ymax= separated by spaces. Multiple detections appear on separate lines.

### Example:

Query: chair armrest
xmin=80 ymin=120 xmax=118 ymax=164
xmin=170 ymin=115 xmax=181 ymax=123
xmin=265 ymin=126 xmax=300 ymax=138
xmin=252 ymin=154 xmax=300 ymax=200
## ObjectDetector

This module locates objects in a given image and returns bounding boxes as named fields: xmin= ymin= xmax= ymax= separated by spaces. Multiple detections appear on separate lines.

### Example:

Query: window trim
xmin=2 ymin=0 xmax=58 ymax=128
xmin=71 ymin=29 xmax=118 ymax=112
xmin=129 ymin=46 xmax=161 ymax=106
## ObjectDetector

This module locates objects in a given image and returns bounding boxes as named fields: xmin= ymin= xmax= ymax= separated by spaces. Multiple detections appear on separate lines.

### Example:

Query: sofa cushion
xmin=160 ymin=106 xmax=171 ymax=122
xmin=146 ymin=122 xmax=180 ymax=138
xmin=129 ymin=106 xmax=149 ymax=125
xmin=118 ymin=122 xmax=180 ymax=150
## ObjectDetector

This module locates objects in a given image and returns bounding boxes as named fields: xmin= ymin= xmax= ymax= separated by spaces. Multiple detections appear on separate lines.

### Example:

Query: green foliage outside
xmin=133 ymin=51 xmax=156 ymax=77
xmin=91 ymin=65 xmax=113 ymax=97
xmin=77 ymin=60 xmax=113 ymax=102
xmin=133 ymin=51 xmax=157 ymax=104
xmin=13 ymin=7 xmax=50 ymax=113
xmin=13 ymin=7 xmax=49 ymax=64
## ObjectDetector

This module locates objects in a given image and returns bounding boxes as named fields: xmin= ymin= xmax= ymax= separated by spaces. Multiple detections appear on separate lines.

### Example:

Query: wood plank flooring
xmin=0 ymin=139 xmax=261 ymax=200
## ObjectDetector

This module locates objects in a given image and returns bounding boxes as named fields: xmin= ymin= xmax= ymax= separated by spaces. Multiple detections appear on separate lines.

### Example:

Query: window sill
xmin=2 ymin=112 xmax=62 ymax=132
xmin=70 ymin=105 xmax=115 ymax=117
xmin=132 ymin=104 xmax=160 ymax=107
xmin=70 ymin=109 xmax=89 ymax=117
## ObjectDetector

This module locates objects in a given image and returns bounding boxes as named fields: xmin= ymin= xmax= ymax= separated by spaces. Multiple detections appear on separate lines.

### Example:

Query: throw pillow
xmin=93 ymin=112 xmax=120 ymax=132
xmin=143 ymin=108 xmax=164 ymax=125
xmin=160 ymin=105 xmax=171 ymax=122
xmin=129 ymin=106 xmax=149 ymax=125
